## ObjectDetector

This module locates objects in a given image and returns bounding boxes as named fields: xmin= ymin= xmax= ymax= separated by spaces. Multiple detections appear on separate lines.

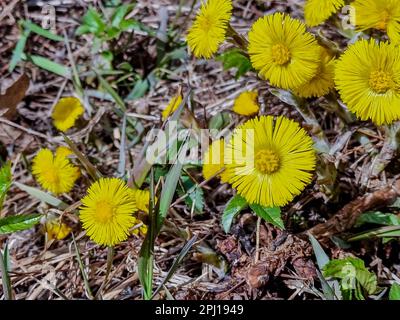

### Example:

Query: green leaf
xmin=250 ymin=204 xmax=284 ymax=230
xmin=111 ymin=4 xmax=134 ymax=28
xmin=0 ymin=214 xmax=42 ymax=234
xmin=177 ymin=176 xmax=204 ymax=215
xmin=216 ymin=49 xmax=252 ymax=79
xmin=322 ymin=257 xmax=378 ymax=300
xmin=389 ymin=283 xmax=400 ymax=300
xmin=22 ymin=53 xmax=71 ymax=78
xmin=0 ymin=162 xmax=12 ymax=209
xmin=14 ymin=181 xmax=67 ymax=209
xmin=9 ymin=28 xmax=31 ymax=72
xmin=76 ymin=7 xmax=106 ymax=36
xmin=355 ymin=211 xmax=400 ymax=227
xmin=208 ymin=112 xmax=231 ymax=132
xmin=126 ymin=79 xmax=149 ymax=100
xmin=221 ymin=195 xmax=247 ymax=233
xmin=21 ymin=20 xmax=63 ymax=41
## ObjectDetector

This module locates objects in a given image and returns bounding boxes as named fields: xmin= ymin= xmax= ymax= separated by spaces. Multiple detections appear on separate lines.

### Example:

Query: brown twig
xmin=306 ymin=179 xmax=400 ymax=240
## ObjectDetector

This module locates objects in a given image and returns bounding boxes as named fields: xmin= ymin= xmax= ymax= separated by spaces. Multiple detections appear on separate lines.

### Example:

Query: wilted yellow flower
xmin=131 ymin=216 xmax=148 ymax=237
xmin=32 ymin=148 xmax=80 ymax=195
xmin=224 ymin=116 xmax=316 ymax=207
xmin=162 ymin=94 xmax=183 ymax=120
xmin=202 ymin=139 xmax=227 ymax=181
xmin=187 ymin=0 xmax=233 ymax=59
xmin=335 ymin=39 xmax=400 ymax=125
xmin=305 ymin=0 xmax=345 ymax=27
xmin=131 ymin=189 xmax=151 ymax=213
xmin=44 ymin=216 xmax=72 ymax=240
xmin=248 ymin=13 xmax=320 ymax=90
xmin=351 ymin=0 xmax=400 ymax=44
xmin=80 ymin=178 xmax=136 ymax=246
xmin=232 ymin=91 xmax=260 ymax=116
xmin=52 ymin=97 xmax=84 ymax=132
xmin=293 ymin=47 xmax=336 ymax=98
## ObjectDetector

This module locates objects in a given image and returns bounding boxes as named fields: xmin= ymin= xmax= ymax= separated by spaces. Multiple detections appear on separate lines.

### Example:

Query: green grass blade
xmin=0 ymin=162 xmax=12 ymax=210
xmin=0 ymin=247 xmax=13 ymax=300
xmin=14 ymin=181 xmax=67 ymax=209
xmin=96 ymin=73 xmax=126 ymax=111
xmin=151 ymin=235 xmax=197 ymax=299
xmin=9 ymin=28 xmax=30 ymax=72
xmin=156 ymin=146 xmax=185 ymax=234
xmin=138 ymin=168 xmax=157 ymax=300
xmin=62 ymin=134 xmax=102 ymax=181
xmin=22 ymin=53 xmax=71 ymax=78
xmin=72 ymin=234 xmax=94 ymax=300
xmin=21 ymin=20 xmax=64 ymax=41
xmin=117 ymin=114 xmax=127 ymax=177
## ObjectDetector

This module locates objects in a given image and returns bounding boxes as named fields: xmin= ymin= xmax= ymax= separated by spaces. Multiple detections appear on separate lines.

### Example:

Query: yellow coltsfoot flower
xmin=202 ymin=139 xmax=227 ymax=181
xmin=232 ymin=91 xmax=260 ymax=116
xmin=162 ymin=93 xmax=183 ymax=120
xmin=52 ymin=97 xmax=84 ymax=132
xmin=131 ymin=189 xmax=151 ymax=213
xmin=248 ymin=13 xmax=321 ymax=90
xmin=80 ymin=178 xmax=137 ymax=246
xmin=335 ymin=39 xmax=400 ymax=125
xmin=304 ymin=0 xmax=345 ymax=27
xmin=293 ymin=47 xmax=336 ymax=98
xmin=224 ymin=116 xmax=316 ymax=207
xmin=351 ymin=0 xmax=400 ymax=44
xmin=187 ymin=0 xmax=233 ymax=59
xmin=32 ymin=148 xmax=80 ymax=195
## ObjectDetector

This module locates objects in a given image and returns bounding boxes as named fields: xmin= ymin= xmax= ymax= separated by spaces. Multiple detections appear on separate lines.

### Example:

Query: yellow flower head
xmin=248 ymin=13 xmax=321 ymax=90
xmin=233 ymin=91 xmax=260 ymax=116
xmin=305 ymin=0 xmax=345 ymax=27
xmin=162 ymin=94 xmax=183 ymax=120
xmin=335 ymin=39 xmax=400 ymax=125
xmin=202 ymin=139 xmax=227 ymax=181
xmin=44 ymin=216 xmax=72 ymax=240
xmin=187 ymin=0 xmax=233 ymax=59
xmin=293 ymin=47 xmax=336 ymax=98
xmin=351 ymin=0 xmax=400 ymax=44
xmin=224 ymin=116 xmax=316 ymax=207
xmin=80 ymin=178 xmax=137 ymax=246
xmin=52 ymin=97 xmax=84 ymax=132
xmin=131 ymin=189 xmax=151 ymax=213
xmin=32 ymin=148 xmax=80 ymax=195
xmin=55 ymin=146 xmax=73 ymax=159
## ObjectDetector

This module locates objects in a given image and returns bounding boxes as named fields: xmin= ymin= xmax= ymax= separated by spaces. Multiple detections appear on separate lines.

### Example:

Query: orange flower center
xmin=255 ymin=149 xmax=280 ymax=174
xmin=96 ymin=201 xmax=115 ymax=224
xmin=369 ymin=70 xmax=392 ymax=94
xmin=271 ymin=43 xmax=291 ymax=65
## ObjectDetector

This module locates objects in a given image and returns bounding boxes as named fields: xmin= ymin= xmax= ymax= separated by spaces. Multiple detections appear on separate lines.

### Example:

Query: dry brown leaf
xmin=0 ymin=73 xmax=30 ymax=120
